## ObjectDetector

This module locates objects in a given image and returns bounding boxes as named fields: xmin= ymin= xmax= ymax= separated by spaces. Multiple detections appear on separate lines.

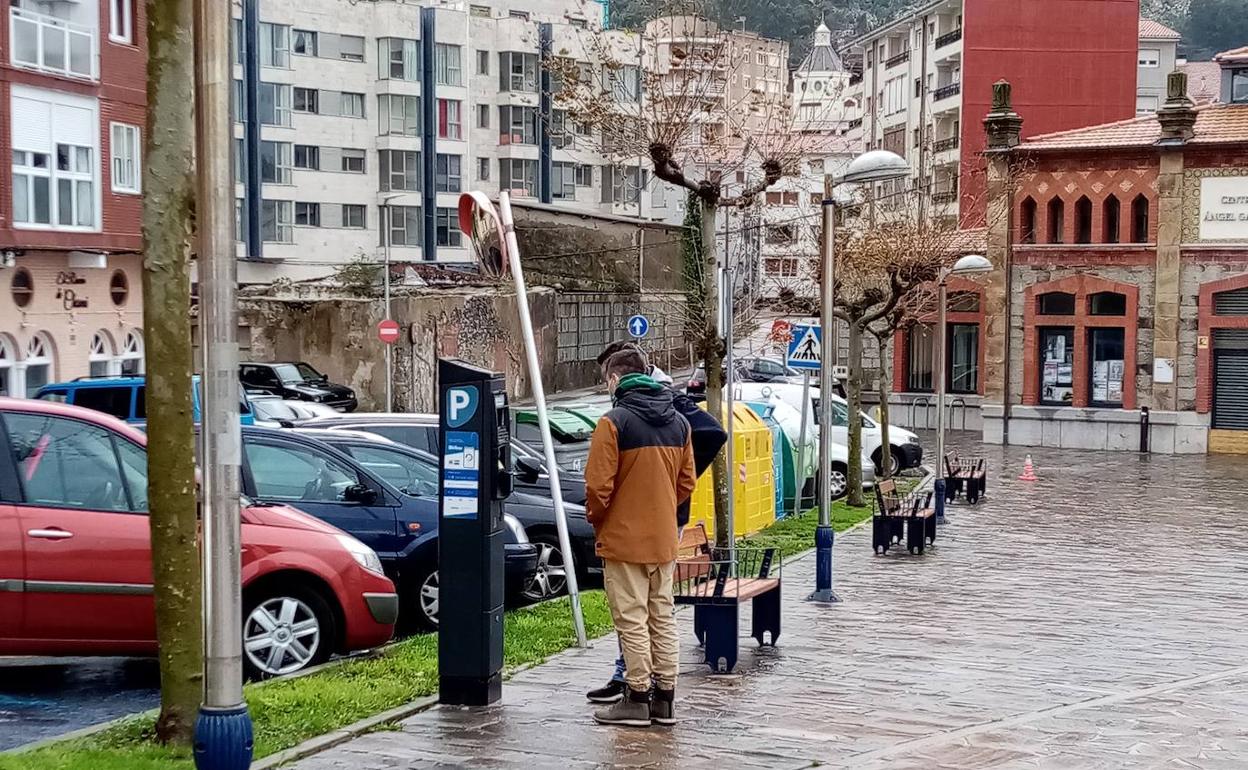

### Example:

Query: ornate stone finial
xmin=1157 ymin=69 xmax=1197 ymax=143
xmin=984 ymin=80 xmax=1023 ymax=151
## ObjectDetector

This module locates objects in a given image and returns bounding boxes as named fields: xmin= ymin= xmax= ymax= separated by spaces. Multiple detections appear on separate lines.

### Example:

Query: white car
xmin=733 ymin=382 xmax=923 ymax=475
xmin=753 ymin=396 xmax=875 ymax=500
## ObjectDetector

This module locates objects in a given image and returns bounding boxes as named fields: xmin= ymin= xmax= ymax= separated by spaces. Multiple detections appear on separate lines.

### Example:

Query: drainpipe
xmin=537 ymin=23 xmax=553 ymax=204
xmin=421 ymin=7 xmax=437 ymax=261
xmin=243 ymin=0 xmax=262 ymax=259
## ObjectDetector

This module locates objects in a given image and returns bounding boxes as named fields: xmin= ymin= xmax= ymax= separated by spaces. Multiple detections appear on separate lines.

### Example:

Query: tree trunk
xmin=699 ymin=201 xmax=731 ymax=549
xmin=845 ymin=320 xmax=866 ymax=508
xmin=876 ymin=334 xmax=892 ymax=480
xmin=143 ymin=0 xmax=204 ymax=746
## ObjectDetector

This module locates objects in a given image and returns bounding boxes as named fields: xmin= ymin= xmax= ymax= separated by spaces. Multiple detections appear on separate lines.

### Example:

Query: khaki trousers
xmin=602 ymin=560 xmax=677 ymax=694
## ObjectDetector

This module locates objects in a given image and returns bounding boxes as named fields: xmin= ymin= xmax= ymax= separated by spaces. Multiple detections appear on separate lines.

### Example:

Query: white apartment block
xmin=1136 ymin=18 xmax=1181 ymax=115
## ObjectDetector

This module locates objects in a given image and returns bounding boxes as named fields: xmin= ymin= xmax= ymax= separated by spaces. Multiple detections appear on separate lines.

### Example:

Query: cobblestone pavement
xmin=290 ymin=439 xmax=1248 ymax=770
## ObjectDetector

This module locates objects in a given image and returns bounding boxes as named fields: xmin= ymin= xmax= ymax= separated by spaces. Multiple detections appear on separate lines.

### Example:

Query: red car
xmin=0 ymin=398 xmax=396 ymax=678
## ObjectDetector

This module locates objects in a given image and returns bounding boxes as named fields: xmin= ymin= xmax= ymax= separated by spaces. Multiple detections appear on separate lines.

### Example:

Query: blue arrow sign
xmin=627 ymin=314 xmax=649 ymax=338
xmin=786 ymin=323 xmax=822 ymax=371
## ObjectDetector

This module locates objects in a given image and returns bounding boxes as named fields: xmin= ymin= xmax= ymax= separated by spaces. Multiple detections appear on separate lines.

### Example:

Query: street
xmin=285 ymin=439 xmax=1248 ymax=769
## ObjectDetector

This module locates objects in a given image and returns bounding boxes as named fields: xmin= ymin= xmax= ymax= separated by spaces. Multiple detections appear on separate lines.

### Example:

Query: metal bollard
xmin=1139 ymin=406 xmax=1150 ymax=453
xmin=934 ymin=477 xmax=947 ymax=525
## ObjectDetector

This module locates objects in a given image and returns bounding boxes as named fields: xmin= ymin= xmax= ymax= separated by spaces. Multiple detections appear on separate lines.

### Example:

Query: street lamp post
xmin=812 ymin=150 xmax=908 ymax=604
xmin=933 ymin=254 xmax=992 ymax=523
xmin=381 ymin=194 xmax=403 ymax=413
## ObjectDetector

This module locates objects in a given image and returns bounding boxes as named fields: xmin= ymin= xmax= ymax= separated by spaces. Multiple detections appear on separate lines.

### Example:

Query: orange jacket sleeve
xmin=584 ymin=416 xmax=619 ymax=528
xmin=676 ymin=431 xmax=697 ymax=505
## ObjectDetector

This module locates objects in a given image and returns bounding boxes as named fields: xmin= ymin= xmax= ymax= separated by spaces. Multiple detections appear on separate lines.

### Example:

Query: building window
xmin=1047 ymin=197 xmax=1064 ymax=244
xmin=339 ymin=35 xmax=365 ymax=62
xmin=293 ymin=87 xmax=319 ymax=114
xmin=292 ymin=29 xmax=318 ymax=57
xmin=763 ymin=258 xmax=799 ymax=277
xmin=386 ymin=205 xmax=422 ymax=247
xmin=948 ymin=323 xmax=979 ymax=394
xmin=438 ymin=100 xmax=462 ymax=139
xmin=1088 ymin=328 xmax=1125 ymax=406
xmin=89 ymin=332 xmax=116 ymax=377
xmin=110 ymin=0 xmax=133 ymax=44
xmin=610 ymin=66 xmax=641 ymax=102
xmin=435 ymin=208 xmax=462 ymax=247
xmin=551 ymin=162 xmax=576 ymax=200
xmin=258 ymin=82 xmax=292 ymax=126
xmin=1074 ymin=195 xmax=1092 ymax=244
xmin=379 ymin=94 xmax=420 ymax=136
xmin=1136 ymin=95 xmax=1158 ymax=115
xmin=477 ymin=104 xmax=490 ymax=129
xmin=109 ymin=123 xmax=141 ymax=194
xmin=380 ymin=38 xmax=420 ymax=81
xmin=260 ymin=141 xmax=293 ymax=184
xmin=1088 ymin=291 xmax=1127 ymax=316
xmin=260 ymin=23 xmax=290 ymax=68
xmin=1138 ymin=48 xmax=1160 ymax=68
xmin=477 ymin=157 xmax=490 ymax=181
xmin=476 ymin=49 xmax=490 ymax=75
xmin=470 ymin=4 xmax=490 ymax=18
xmin=1037 ymin=291 xmax=1076 ymax=315
xmin=575 ymin=164 xmax=593 ymax=187
xmin=295 ymin=202 xmax=320 ymax=227
xmin=435 ymin=44 xmax=463 ymax=86
xmin=341 ymin=148 xmax=366 ymax=173
xmin=1018 ymin=197 xmax=1036 ymax=244
xmin=500 ymin=52 xmax=538 ymax=92
xmin=906 ymin=324 xmax=934 ymax=391
xmin=54 ymin=144 xmax=96 ymax=228
xmin=509 ymin=9 xmax=530 ymax=20
xmin=109 ymin=270 xmax=129 ymax=306
xmin=0 ymin=335 xmax=13 ymax=397
xmin=499 ymin=105 xmax=538 ymax=144
xmin=766 ymin=224 xmax=795 ymax=245
xmin=603 ymin=166 xmax=644 ymax=204
xmin=1100 ymin=195 xmax=1121 ymax=243
xmin=379 ymin=150 xmax=421 ymax=192
xmin=12 ymin=151 xmax=52 ymax=226
xmin=120 ymin=330 xmax=143 ymax=375
xmin=340 ymin=92 xmax=365 ymax=118
xmin=24 ymin=334 xmax=55 ymax=397
xmin=1131 ymin=194 xmax=1149 ymax=242
xmin=499 ymin=158 xmax=537 ymax=196
xmin=342 ymin=204 xmax=366 ymax=229
xmin=261 ymin=200 xmax=293 ymax=243
xmin=1038 ymin=327 xmax=1074 ymax=405
xmin=293 ymin=144 xmax=319 ymax=170
xmin=1233 ymin=69 xmax=1248 ymax=104
xmin=435 ymin=154 xmax=461 ymax=193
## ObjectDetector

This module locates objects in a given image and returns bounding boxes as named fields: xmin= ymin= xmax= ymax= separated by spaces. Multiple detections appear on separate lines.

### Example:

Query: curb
xmin=252 ymin=695 xmax=440 ymax=770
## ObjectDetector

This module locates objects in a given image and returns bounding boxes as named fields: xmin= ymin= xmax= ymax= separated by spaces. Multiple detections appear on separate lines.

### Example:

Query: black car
xmin=240 ymin=362 xmax=358 ymax=412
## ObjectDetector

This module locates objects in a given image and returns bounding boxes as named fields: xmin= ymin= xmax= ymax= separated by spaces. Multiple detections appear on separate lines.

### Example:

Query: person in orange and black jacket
xmin=584 ymin=343 xmax=727 ymax=724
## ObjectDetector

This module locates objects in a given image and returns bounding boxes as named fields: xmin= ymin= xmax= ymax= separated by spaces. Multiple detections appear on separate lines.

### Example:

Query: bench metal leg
xmin=925 ymin=513 xmax=937 ymax=544
xmin=872 ymin=515 xmax=891 ymax=554
xmin=699 ymin=604 xmax=739 ymax=673
xmin=693 ymin=604 xmax=707 ymax=646
xmin=967 ymin=476 xmax=981 ymax=504
xmin=907 ymin=517 xmax=926 ymax=554
xmin=945 ymin=477 xmax=962 ymax=502
xmin=751 ymin=585 xmax=781 ymax=647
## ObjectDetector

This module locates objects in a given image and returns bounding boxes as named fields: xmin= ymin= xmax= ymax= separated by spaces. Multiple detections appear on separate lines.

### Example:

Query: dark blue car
xmin=237 ymin=427 xmax=537 ymax=630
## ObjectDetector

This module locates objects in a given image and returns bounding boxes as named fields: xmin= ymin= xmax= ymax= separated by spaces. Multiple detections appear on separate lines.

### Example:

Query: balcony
xmin=10 ymin=7 xmax=97 ymax=81
xmin=933 ymin=82 xmax=961 ymax=102
xmin=932 ymin=191 xmax=958 ymax=205
xmin=934 ymin=28 xmax=962 ymax=49
xmin=848 ymin=72 xmax=863 ymax=86
xmin=933 ymin=136 xmax=960 ymax=152
xmin=885 ymin=49 xmax=910 ymax=69
xmin=847 ymin=117 xmax=863 ymax=130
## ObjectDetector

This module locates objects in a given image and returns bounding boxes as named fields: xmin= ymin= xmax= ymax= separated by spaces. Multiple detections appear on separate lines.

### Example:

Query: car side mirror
xmin=343 ymin=484 xmax=378 ymax=505
xmin=515 ymin=456 xmax=541 ymax=483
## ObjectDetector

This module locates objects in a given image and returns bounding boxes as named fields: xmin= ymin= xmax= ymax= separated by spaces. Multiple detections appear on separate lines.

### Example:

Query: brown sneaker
xmin=593 ymin=688 xmax=651 ymax=727
xmin=651 ymin=687 xmax=676 ymax=726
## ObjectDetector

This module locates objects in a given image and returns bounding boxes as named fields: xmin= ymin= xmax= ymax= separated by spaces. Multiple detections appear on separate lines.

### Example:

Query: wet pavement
xmin=288 ymin=438 xmax=1248 ymax=770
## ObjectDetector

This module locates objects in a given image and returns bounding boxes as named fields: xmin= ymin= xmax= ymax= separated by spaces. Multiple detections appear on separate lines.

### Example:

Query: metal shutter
xmin=1213 ymin=329 xmax=1248 ymax=430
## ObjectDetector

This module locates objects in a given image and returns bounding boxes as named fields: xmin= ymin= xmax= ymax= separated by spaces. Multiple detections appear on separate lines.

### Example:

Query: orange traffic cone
xmin=1018 ymin=454 xmax=1038 ymax=482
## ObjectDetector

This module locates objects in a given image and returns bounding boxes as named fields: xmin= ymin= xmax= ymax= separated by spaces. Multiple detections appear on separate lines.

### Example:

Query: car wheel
xmin=873 ymin=447 xmax=902 ymax=476
xmin=403 ymin=566 xmax=439 ymax=632
xmin=827 ymin=463 xmax=849 ymax=500
xmin=520 ymin=535 xmax=572 ymax=603
xmin=242 ymin=586 xmax=334 ymax=679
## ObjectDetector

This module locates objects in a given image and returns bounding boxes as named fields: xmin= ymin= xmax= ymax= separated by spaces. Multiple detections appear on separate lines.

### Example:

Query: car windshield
xmin=252 ymin=400 xmax=301 ymax=421
xmin=346 ymin=444 xmax=439 ymax=497
xmin=272 ymin=363 xmax=322 ymax=384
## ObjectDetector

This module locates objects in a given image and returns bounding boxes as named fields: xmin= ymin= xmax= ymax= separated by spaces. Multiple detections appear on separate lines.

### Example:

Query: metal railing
xmin=885 ymin=49 xmax=911 ymax=69
xmin=10 ymin=7 xmax=98 ymax=81
xmin=933 ymin=136 xmax=960 ymax=152
xmin=933 ymin=82 xmax=961 ymax=101
xmin=935 ymin=28 xmax=962 ymax=49
xmin=932 ymin=191 xmax=958 ymax=205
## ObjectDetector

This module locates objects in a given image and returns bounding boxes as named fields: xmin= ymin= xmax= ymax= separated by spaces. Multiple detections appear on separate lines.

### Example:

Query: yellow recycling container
xmin=687 ymin=403 xmax=776 ymax=540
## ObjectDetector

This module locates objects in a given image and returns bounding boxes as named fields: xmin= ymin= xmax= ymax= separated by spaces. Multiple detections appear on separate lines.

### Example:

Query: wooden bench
xmin=872 ymin=479 xmax=936 ymax=555
xmin=674 ymin=524 xmax=781 ymax=673
xmin=943 ymin=454 xmax=987 ymax=504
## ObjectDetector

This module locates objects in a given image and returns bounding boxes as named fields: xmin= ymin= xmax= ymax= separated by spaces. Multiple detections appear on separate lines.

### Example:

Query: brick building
xmin=1 ymin=0 xmax=147 ymax=395
xmin=962 ymin=52 xmax=1248 ymax=454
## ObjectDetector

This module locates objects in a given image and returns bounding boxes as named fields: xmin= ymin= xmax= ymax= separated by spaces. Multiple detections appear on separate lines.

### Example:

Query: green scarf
xmin=613 ymin=372 xmax=661 ymax=401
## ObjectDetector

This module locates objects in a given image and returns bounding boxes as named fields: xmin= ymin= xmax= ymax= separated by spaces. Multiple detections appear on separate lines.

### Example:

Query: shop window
xmin=1088 ymin=291 xmax=1126 ymax=316
xmin=1102 ymin=195 xmax=1120 ymax=244
xmin=1088 ymin=328 xmax=1125 ymax=407
xmin=1019 ymin=197 xmax=1036 ymax=244
xmin=1074 ymin=196 xmax=1092 ymax=244
xmin=905 ymin=324 xmax=934 ymax=391
xmin=948 ymin=323 xmax=979 ymax=394
xmin=0 ymin=335 xmax=12 ymax=397
xmin=1037 ymin=291 xmax=1075 ymax=315
xmin=1038 ymin=327 xmax=1074 ymax=405
xmin=24 ymin=334 xmax=55 ymax=397
xmin=1047 ymin=197 xmax=1064 ymax=243
xmin=1131 ymin=194 xmax=1149 ymax=242
xmin=89 ymin=331 xmax=116 ymax=377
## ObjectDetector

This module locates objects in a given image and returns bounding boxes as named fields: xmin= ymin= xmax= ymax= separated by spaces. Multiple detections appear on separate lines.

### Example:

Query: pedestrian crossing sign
xmin=786 ymin=323 xmax=822 ymax=371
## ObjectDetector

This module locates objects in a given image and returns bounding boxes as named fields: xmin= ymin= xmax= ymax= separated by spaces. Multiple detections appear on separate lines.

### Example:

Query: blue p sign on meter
xmin=627 ymin=314 xmax=649 ymax=338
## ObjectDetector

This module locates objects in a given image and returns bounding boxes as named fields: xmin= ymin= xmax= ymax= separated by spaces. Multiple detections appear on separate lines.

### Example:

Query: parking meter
xmin=437 ymin=359 xmax=511 ymax=705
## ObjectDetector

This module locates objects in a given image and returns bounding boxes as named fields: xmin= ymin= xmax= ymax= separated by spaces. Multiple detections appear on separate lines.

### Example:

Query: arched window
xmin=89 ymin=331 xmax=117 ymax=378
xmin=1019 ymin=197 xmax=1037 ymax=244
xmin=1037 ymin=291 xmax=1076 ymax=315
xmin=1102 ymin=195 xmax=1121 ymax=244
xmin=1088 ymin=291 xmax=1127 ymax=316
xmin=1074 ymin=196 xmax=1093 ymax=244
xmin=1131 ymin=194 xmax=1149 ymax=243
xmin=1047 ymin=197 xmax=1065 ymax=244
xmin=0 ymin=335 xmax=14 ymax=397
xmin=24 ymin=334 xmax=55 ymax=397
xmin=120 ymin=330 xmax=144 ymax=376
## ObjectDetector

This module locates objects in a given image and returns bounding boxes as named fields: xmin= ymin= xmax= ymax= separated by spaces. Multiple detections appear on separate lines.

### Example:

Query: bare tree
xmin=142 ymin=0 xmax=203 ymax=745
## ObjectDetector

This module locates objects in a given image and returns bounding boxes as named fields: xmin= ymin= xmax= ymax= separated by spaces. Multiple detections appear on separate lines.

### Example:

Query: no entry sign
xmin=378 ymin=319 xmax=401 ymax=345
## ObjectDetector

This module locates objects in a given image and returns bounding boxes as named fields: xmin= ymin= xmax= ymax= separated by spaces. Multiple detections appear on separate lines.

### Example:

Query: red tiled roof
xmin=1019 ymin=104 xmax=1248 ymax=151
xmin=1138 ymin=18 xmax=1181 ymax=41
xmin=1215 ymin=46 xmax=1248 ymax=64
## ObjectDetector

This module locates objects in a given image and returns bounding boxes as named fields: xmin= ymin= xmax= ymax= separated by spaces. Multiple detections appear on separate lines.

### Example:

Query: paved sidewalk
xmin=291 ymin=440 xmax=1248 ymax=770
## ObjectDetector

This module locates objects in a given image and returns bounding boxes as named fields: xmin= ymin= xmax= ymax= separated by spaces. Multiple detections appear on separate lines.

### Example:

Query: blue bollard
xmin=808 ymin=524 xmax=840 ymax=603
xmin=935 ymin=478 xmax=947 ymax=525
xmin=194 ymin=704 xmax=254 ymax=770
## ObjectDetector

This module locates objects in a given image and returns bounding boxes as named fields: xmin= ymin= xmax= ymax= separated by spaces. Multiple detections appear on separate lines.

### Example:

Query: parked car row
xmin=687 ymin=356 xmax=848 ymax=399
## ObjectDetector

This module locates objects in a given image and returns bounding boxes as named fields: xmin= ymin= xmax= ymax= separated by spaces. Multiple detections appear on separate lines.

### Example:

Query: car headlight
xmin=503 ymin=513 xmax=529 ymax=544
xmin=334 ymin=534 xmax=385 ymax=576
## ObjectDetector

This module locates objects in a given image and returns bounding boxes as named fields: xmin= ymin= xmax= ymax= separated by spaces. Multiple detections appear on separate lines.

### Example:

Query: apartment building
xmin=847 ymin=0 xmax=1139 ymax=229
xmin=1 ymin=0 xmax=148 ymax=395
xmin=1136 ymin=18 xmax=1181 ymax=115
